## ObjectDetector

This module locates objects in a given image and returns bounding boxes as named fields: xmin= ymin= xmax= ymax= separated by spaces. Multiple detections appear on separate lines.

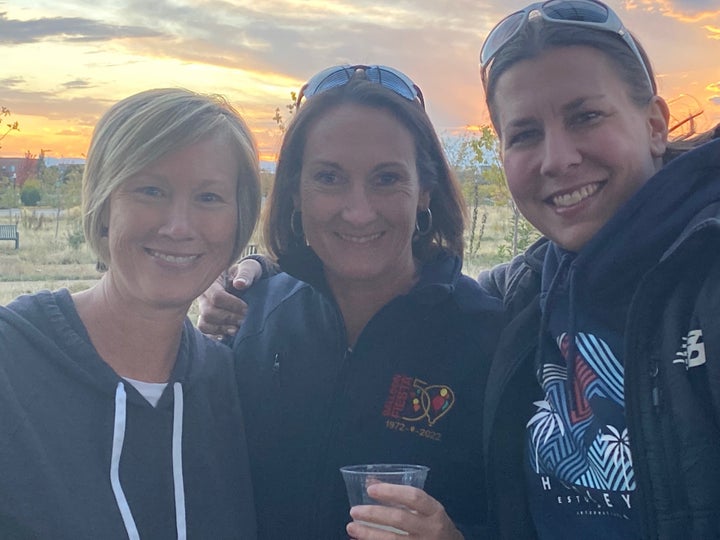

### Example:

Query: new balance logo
xmin=672 ymin=329 xmax=706 ymax=369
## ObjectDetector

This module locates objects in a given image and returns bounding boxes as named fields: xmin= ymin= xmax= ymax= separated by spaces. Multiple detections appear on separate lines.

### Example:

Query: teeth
xmin=337 ymin=232 xmax=382 ymax=244
xmin=149 ymin=250 xmax=198 ymax=264
xmin=552 ymin=183 xmax=600 ymax=208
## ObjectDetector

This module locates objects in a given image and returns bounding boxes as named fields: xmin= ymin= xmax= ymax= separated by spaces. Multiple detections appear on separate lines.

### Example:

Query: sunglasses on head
xmin=295 ymin=64 xmax=425 ymax=109
xmin=479 ymin=0 xmax=653 ymax=91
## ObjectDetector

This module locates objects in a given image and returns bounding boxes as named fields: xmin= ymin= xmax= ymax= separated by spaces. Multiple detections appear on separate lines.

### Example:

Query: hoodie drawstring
xmin=172 ymin=382 xmax=187 ymax=540
xmin=111 ymin=382 xmax=140 ymax=540
xmin=565 ymin=267 xmax=578 ymax=413
xmin=110 ymin=381 xmax=187 ymax=540
xmin=536 ymin=254 xmax=579 ymax=413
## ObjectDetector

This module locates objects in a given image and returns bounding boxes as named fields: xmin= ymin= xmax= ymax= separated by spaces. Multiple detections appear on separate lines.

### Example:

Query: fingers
xmin=231 ymin=259 xmax=262 ymax=290
xmin=366 ymin=484 xmax=440 ymax=516
xmin=347 ymin=485 xmax=463 ymax=540
xmin=196 ymin=278 xmax=248 ymax=337
xmin=347 ymin=506 xmax=412 ymax=538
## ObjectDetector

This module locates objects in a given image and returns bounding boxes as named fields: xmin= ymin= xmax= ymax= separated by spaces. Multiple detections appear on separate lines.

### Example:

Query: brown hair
xmin=483 ymin=18 xmax=719 ymax=159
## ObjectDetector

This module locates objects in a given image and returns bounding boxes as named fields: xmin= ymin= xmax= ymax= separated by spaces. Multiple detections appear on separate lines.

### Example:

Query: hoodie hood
xmin=1 ymin=288 xmax=206 ymax=406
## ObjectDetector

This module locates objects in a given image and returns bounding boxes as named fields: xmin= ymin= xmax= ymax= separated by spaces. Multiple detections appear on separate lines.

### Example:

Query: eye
xmin=506 ymin=128 xmax=542 ymax=148
xmin=314 ymin=171 xmax=340 ymax=185
xmin=376 ymin=172 xmax=400 ymax=186
xmin=571 ymin=110 xmax=605 ymax=127
xmin=135 ymin=186 xmax=164 ymax=197
xmin=197 ymin=192 xmax=225 ymax=203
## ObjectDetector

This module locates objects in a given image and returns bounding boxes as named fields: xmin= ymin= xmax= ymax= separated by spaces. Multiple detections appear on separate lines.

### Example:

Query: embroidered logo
xmin=673 ymin=329 xmax=706 ymax=369
xmin=382 ymin=374 xmax=455 ymax=429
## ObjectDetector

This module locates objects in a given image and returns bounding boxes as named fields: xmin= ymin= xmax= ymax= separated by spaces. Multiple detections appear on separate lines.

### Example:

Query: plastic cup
xmin=340 ymin=464 xmax=429 ymax=535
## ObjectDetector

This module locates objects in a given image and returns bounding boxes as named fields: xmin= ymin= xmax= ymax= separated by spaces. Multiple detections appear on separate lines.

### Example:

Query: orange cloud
xmin=624 ymin=1 xmax=720 ymax=23
xmin=704 ymin=25 xmax=720 ymax=38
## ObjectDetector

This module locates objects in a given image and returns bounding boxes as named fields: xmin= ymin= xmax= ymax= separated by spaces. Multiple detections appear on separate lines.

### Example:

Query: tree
xmin=447 ymin=126 xmax=539 ymax=260
xmin=16 ymin=151 xmax=38 ymax=188
xmin=467 ymin=126 xmax=541 ymax=258
xmin=0 ymin=107 xmax=20 ymax=150
xmin=444 ymin=132 xmax=490 ymax=256
xmin=39 ymin=163 xmax=83 ymax=238
xmin=273 ymin=92 xmax=298 ymax=134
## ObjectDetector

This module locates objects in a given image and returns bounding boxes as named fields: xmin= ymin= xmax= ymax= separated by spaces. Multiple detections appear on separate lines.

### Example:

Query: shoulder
xmin=452 ymin=273 xmax=503 ymax=315
xmin=0 ymin=289 xmax=65 ymax=340
xmin=182 ymin=323 xmax=239 ymax=389
xmin=477 ymin=238 xmax=547 ymax=307
xmin=236 ymin=272 xmax=335 ymax=340
xmin=241 ymin=272 xmax=312 ymax=305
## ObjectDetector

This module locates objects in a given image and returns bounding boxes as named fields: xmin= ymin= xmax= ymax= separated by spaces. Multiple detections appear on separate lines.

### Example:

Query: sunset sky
xmin=1 ymin=0 xmax=719 ymax=162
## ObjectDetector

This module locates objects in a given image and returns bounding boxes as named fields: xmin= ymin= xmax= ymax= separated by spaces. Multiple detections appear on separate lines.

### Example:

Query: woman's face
xmin=493 ymin=46 xmax=668 ymax=252
xmin=296 ymin=103 xmax=430 ymax=289
xmin=105 ymin=134 xmax=239 ymax=311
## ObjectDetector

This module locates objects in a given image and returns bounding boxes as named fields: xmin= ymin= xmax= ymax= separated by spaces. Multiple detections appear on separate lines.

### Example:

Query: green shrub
xmin=66 ymin=221 xmax=86 ymax=250
xmin=20 ymin=182 xmax=41 ymax=206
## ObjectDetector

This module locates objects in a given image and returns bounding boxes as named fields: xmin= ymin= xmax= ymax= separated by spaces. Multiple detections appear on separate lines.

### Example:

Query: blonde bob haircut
xmin=83 ymin=87 xmax=261 ymax=268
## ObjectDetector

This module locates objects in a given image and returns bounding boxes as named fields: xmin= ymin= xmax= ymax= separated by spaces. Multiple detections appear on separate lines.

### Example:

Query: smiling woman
xmin=198 ymin=65 xmax=504 ymax=539
xmin=477 ymin=1 xmax=720 ymax=538
xmin=0 ymin=88 xmax=261 ymax=538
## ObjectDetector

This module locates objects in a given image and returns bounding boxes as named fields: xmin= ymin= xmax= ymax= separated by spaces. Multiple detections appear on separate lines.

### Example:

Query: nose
xmin=158 ymin=199 xmax=195 ymax=239
xmin=539 ymin=126 xmax=582 ymax=178
xmin=341 ymin=183 xmax=376 ymax=226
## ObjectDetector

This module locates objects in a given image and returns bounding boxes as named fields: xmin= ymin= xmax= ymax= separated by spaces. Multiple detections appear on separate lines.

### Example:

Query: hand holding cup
xmin=341 ymin=464 xmax=461 ymax=538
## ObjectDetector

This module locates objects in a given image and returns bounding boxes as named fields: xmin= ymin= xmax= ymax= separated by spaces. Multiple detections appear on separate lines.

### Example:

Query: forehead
xmin=302 ymin=103 xmax=416 ymax=162
xmin=494 ymin=46 xmax=633 ymax=122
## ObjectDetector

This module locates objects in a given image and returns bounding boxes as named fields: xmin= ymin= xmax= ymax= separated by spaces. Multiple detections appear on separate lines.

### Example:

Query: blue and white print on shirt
xmin=525 ymin=332 xmax=640 ymax=539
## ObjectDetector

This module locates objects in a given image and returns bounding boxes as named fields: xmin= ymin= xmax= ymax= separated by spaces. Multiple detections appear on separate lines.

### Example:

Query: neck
xmin=327 ymin=258 xmax=419 ymax=346
xmin=72 ymin=277 xmax=187 ymax=382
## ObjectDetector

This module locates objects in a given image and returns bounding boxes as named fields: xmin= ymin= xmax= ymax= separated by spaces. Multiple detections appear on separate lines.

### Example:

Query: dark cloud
xmin=0 ymin=76 xmax=24 ymax=87
xmin=666 ymin=0 xmax=720 ymax=13
xmin=62 ymin=79 xmax=94 ymax=89
xmin=0 ymin=85 xmax=111 ymax=123
xmin=0 ymin=11 xmax=163 ymax=44
xmin=110 ymin=0 xmax=493 ymax=78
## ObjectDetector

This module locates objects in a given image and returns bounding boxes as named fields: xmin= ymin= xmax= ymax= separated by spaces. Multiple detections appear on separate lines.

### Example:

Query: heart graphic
xmin=399 ymin=381 xmax=455 ymax=426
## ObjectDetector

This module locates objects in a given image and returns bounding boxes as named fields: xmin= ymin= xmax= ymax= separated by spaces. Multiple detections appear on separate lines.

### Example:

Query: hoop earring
xmin=290 ymin=209 xmax=304 ymax=239
xmin=415 ymin=208 xmax=432 ymax=237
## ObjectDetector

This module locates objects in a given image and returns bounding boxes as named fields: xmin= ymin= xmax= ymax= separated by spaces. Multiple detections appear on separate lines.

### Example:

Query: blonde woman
xmin=0 ymin=88 xmax=261 ymax=539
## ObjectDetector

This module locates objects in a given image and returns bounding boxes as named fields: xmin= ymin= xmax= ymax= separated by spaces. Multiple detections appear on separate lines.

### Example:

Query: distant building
xmin=0 ymin=156 xmax=39 ymax=188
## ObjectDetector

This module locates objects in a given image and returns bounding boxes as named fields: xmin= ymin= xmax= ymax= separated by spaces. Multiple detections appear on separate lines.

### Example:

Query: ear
xmin=647 ymin=95 xmax=670 ymax=158
xmin=99 ymin=206 xmax=110 ymax=238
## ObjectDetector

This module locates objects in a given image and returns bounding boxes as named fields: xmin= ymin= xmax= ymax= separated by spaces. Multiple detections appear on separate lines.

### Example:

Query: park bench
xmin=0 ymin=224 xmax=19 ymax=249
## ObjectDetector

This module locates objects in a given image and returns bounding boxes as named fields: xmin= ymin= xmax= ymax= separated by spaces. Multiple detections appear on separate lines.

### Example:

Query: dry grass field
xmin=0 ymin=211 xmax=98 ymax=299
xmin=1 ymin=205 xmax=526 ymax=323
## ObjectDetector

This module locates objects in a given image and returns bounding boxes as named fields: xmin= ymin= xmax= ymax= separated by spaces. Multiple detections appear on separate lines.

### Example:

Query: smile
xmin=335 ymin=232 xmax=383 ymax=244
xmin=549 ymin=182 xmax=603 ymax=208
xmin=146 ymin=249 xmax=200 ymax=264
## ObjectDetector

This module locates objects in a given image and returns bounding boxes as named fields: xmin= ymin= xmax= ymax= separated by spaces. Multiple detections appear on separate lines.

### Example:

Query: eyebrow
xmin=561 ymin=95 xmax=604 ymax=113
xmin=371 ymin=161 xmax=411 ymax=173
xmin=305 ymin=160 xmax=411 ymax=172
xmin=504 ymin=94 xmax=606 ymax=131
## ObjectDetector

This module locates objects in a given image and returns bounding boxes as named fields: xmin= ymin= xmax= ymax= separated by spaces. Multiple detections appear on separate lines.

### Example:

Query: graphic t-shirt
xmin=525 ymin=313 xmax=640 ymax=539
